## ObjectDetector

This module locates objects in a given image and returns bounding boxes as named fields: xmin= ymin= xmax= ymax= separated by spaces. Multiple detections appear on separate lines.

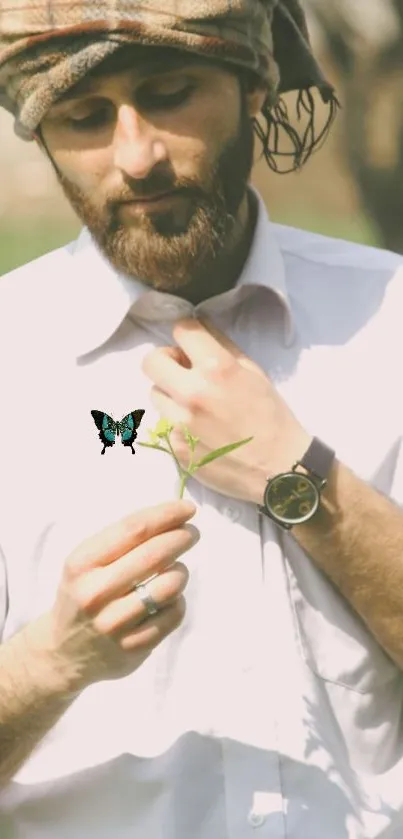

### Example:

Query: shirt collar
xmin=67 ymin=188 xmax=295 ymax=358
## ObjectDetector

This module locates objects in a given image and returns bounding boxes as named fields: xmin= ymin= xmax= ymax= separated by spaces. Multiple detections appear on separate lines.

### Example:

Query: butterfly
xmin=91 ymin=410 xmax=145 ymax=455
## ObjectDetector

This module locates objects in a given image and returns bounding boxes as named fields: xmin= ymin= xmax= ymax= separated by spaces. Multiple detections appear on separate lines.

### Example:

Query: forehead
xmin=55 ymin=45 xmax=223 ymax=103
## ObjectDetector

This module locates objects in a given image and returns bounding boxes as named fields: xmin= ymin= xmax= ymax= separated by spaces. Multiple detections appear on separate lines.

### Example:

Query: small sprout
xmin=138 ymin=418 xmax=253 ymax=499
xmin=183 ymin=425 xmax=199 ymax=452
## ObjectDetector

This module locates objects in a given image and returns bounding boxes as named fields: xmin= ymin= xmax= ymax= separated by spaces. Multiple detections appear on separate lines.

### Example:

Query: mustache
xmin=106 ymin=175 xmax=203 ymax=210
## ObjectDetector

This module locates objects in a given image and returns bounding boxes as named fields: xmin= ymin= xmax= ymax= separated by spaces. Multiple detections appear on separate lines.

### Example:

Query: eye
xmin=67 ymin=107 xmax=111 ymax=132
xmin=65 ymin=83 xmax=196 ymax=132
xmin=139 ymin=84 xmax=196 ymax=111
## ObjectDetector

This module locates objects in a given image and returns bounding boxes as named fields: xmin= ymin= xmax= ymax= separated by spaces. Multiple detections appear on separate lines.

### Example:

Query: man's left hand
xmin=142 ymin=318 xmax=311 ymax=504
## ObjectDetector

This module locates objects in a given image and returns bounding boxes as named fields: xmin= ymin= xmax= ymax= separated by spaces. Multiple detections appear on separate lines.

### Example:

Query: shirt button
xmin=222 ymin=505 xmax=240 ymax=522
xmin=162 ymin=302 xmax=192 ymax=317
xmin=248 ymin=812 xmax=266 ymax=828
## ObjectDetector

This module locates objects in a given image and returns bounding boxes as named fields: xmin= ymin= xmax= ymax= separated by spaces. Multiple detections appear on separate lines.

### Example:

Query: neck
xmin=178 ymin=188 xmax=258 ymax=307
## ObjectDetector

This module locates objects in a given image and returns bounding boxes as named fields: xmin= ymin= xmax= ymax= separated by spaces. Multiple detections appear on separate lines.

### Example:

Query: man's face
xmin=40 ymin=46 xmax=265 ymax=292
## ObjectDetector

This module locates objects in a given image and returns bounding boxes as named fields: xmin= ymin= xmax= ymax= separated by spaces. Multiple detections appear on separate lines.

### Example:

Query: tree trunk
xmin=307 ymin=1 xmax=403 ymax=253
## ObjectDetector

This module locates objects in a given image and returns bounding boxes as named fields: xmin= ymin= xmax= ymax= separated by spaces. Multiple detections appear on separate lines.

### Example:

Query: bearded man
xmin=0 ymin=2 xmax=403 ymax=838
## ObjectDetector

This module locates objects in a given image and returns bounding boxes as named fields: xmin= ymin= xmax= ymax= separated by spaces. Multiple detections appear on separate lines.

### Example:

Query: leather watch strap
xmin=298 ymin=437 xmax=335 ymax=480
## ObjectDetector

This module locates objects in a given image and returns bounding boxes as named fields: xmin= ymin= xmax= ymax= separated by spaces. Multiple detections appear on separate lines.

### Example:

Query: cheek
xmin=172 ymin=136 xmax=208 ymax=181
xmin=56 ymin=147 xmax=111 ymax=193
xmin=168 ymin=125 xmax=222 ymax=186
xmin=172 ymin=98 xmax=240 ymax=181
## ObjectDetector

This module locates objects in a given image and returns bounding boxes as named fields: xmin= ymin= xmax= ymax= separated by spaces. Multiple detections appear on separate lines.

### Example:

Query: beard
xmin=46 ymin=99 xmax=255 ymax=293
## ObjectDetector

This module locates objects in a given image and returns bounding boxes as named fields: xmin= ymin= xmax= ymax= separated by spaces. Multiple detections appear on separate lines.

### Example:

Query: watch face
xmin=264 ymin=472 xmax=319 ymax=525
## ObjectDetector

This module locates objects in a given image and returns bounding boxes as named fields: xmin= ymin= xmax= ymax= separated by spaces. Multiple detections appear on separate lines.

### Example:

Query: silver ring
xmin=134 ymin=582 xmax=159 ymax=617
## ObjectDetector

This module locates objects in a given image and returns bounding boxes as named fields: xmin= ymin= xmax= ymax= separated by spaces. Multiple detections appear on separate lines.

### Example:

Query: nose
xmin=113 ymin=104 xmax=168 ymax=179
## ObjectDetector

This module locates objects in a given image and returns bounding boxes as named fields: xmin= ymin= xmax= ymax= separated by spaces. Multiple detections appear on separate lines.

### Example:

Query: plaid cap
xmin=0 ymin=0 xmax=333 ymax=141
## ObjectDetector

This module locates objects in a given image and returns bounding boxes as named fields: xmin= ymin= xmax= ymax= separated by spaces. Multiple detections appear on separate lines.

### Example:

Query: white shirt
xmin=1 ymin=190 xmax=403 ymax=839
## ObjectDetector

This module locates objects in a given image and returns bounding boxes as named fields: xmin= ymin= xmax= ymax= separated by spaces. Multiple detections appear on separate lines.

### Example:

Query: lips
xmin=122 ymin=190 xmax=176 ymax=205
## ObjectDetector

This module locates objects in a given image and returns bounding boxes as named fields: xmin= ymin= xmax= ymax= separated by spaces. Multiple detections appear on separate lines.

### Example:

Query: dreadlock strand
xmin=253 ymin=86 xmax=341 ymax=174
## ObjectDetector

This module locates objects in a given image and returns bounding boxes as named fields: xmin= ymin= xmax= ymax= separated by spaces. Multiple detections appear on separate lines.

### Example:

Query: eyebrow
xmin=54 ymin=53 xmax=202 ymax=105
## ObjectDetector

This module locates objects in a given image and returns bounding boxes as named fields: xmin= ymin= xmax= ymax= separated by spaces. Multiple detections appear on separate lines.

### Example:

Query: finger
xmin=95 ymin=562 xmax=189 ymax=637
xmin=119 ymin=595 xmax=187 ymax=652
xmin=172 ymin=317 xmax=245 ymax=366
xmin=67 ymin=500 xmax=197 ymax=573
xmin=142 ymin=346 xmax=192 ymax=403
xmin=150 ymin=386 xmax=189 ymax=425
xmin=163 ymin=345 xmax=193 ymax=369
xmin=97 ymin=523 xmax=199 ymax=601
xmin=198 ymin=316 xmax=247 ymax=356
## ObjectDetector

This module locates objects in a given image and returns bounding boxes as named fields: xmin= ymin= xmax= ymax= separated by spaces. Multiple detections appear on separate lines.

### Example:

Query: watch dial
xmin=264 ymin=473 xmax=319 ymax=525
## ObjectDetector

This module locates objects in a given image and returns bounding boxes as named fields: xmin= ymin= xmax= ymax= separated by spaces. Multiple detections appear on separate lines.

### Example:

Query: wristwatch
xmin=258 ymin=437 xmax=335 ymax=530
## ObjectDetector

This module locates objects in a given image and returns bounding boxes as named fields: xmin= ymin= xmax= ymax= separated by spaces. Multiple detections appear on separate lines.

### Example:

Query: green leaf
xmin=194 ymin=437 xmax=254 ymax=469
xmin=182 ymin=425 xmax=199 ymax=452
xmin=155 ymin=418 xmax=174 ymax=437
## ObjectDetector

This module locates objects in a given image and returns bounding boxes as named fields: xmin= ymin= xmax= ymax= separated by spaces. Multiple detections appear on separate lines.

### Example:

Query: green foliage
xmin=0 ymin=219 xmax=79 ymax=276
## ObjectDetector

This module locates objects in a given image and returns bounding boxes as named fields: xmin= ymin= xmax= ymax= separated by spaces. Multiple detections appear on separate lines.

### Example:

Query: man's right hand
xmin=31 ymin=500 xmax=199 ymax=692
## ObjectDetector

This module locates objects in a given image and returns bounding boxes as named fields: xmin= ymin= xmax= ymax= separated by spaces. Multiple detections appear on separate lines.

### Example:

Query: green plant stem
xmin=178 ymin=473 xmax=188 ymax=499
xmin=187 ymin=449 xmax=195 ymax=475
xmin=137 ymin=442 xmax=171 ymax=456
xmin=165 ymin=434 xmax=184 ymax=479
xmin=166 ymin=434 xmax=198 ymax=498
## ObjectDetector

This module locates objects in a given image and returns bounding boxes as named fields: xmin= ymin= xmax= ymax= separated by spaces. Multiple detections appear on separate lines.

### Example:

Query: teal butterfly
xmin=91 ymin=410 xmax=145 ymax=455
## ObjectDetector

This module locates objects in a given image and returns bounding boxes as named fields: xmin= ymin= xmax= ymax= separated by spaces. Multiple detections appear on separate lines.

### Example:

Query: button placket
xmin=161 ymin=300 xmax=193 ymax=317
xmin=206 ymin=500 xmax=286 ymax=839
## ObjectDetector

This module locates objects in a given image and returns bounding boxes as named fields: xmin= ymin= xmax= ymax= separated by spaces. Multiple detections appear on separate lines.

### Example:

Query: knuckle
xmin=64 ymin=552 xmax=84 ymax=580
xmin=140 ymin=533 xmax=174 ymax=569
xmin=125 ymin=506 xmax=169 ymax=543
xmin=184 ymin=383 xmax=205 ymax=411
xmin=92 ymin=613 xmax=114 ymax=637
xmin=124 ymin=515 xmax=148 ymax=544
xmin=119 ymin=632 xmax=145 ymax=653
xmin=142 ymin=527 xmax=193 ymax=568
xmin=74 ymin=576 xmax=105 ymax=615
xmin=202 ymin=355 xmax=235 ymax=380
xmin=126 ymin=501 xmax=191 ymax=543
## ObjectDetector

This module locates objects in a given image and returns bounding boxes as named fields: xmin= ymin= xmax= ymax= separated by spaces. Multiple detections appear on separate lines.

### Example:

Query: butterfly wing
xmin=117 ymin=410 xmax=145 ymax=453
xmin=91 ymin=411 xmax=117 ymax=454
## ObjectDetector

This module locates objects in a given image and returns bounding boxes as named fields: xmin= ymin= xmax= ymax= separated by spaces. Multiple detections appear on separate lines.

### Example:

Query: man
xmin=0 ymin=1 xmax=403 ymax=837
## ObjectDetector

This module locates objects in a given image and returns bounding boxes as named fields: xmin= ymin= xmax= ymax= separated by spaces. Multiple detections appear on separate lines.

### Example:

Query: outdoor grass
xmin=0 ymin=211 xmax=380 ymax=278
xmin=0 ymin=218 xmax=80 ymax=277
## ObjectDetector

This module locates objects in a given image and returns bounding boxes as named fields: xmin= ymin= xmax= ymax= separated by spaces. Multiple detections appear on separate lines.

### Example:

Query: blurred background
xmin=1 ymin=0 xmax=402 ymax=277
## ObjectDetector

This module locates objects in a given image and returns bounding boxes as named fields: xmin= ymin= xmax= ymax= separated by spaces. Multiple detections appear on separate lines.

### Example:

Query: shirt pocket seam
xmin=284 ymin=555 xmax=398 ymax=695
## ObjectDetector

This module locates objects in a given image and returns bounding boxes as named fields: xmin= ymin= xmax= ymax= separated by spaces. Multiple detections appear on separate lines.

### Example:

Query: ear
xmin=246 ymin=85 xmax=267 ymax=119
xmin=32 ymin=125 xmax=47 ymax=151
